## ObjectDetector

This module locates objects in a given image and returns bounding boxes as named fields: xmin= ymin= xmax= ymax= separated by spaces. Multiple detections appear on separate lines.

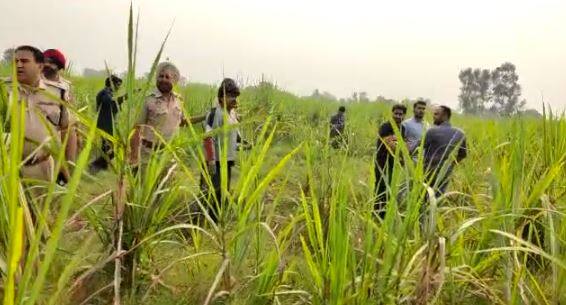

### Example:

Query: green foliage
xmin=0 ymin=9 xmax=565 ymax=305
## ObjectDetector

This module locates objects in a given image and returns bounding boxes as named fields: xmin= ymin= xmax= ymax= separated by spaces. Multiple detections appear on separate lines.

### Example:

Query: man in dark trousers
xmin=375 ymin=104 xmax=407 ymax=218
xmin=423 ymin=105 xmax=467 ymax=197
xmin=89 ymin=75 xmax=123 ymax=173
xmin=202 ymin=78 xmax=243 ymax=222
xmin=329 ymin=106 xmax=346 ymax=148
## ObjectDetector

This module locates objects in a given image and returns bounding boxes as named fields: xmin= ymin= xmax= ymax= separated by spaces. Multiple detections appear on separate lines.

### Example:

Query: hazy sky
xmin=1 ymin=0 xmax=565 ymax=111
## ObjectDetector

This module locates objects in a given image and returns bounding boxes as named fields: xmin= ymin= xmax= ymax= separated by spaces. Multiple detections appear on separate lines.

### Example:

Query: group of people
xmin=330 ymin=101 xmax=467 ymax=218
xmin=2 ymin=45 xmax=243 ymax=220
xmin=3 ymin=44 xmax=466 ymax=224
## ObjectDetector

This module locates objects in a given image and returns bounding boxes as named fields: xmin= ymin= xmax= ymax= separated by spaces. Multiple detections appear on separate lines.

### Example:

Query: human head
xmin=433 ymin=105 xmax=451 ymax=125
xmin=42 ymin=49 xmax=66 ymax=80
xmin=338 ymin=106 xmax=346 ymax=113
xmin=391 ymin=104 xmax=407 ymax=125
xmin=413 ymin=99 xmax=427 ymax=120
xmin=15 ymin=45 xmax=44 ymax=86
xmin=155 ymin=62 xmax=180 ymax=94
xmin=217 ymin=78 xmax=240 ymax=111
xmin=105 ymin=75 xmax=122 ymax=90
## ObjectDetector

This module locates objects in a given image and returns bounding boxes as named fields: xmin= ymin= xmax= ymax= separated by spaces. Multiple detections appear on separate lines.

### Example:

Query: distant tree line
xmin=1 ymin=48 xmax=15 ymax=65
xmin=458 ymin=62 xmax=526 ymax=116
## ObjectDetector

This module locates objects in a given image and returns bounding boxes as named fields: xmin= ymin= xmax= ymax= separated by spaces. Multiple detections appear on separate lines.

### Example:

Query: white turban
xmin=156 ymin=62 xmax=180 ymax=83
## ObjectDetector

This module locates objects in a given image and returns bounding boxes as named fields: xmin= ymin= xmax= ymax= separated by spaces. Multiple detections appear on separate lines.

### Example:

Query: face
xmin=42 ymin=58 xmax=59 ymax=79
xmin=15 ymin=50 xmax=43 ymax=86
xmin=433 ymin=107 xmax=446 ymax=125
xmin=392 ymin=109 xmax=406 ymax=124
xmin=156 ymin=69 xmax=176 ymax=94
xmin=414 ymin=103 xmax=426 ymax=119
xmin=222 ymin=96 xmax=238 ymax=111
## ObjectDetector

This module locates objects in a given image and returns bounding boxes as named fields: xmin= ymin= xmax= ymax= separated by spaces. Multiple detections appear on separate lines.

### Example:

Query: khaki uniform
xmin=48 ymin=76 xmax=72 ymax=102
xmin=138 ymin=90 xmax=185 ymax=161
xmin=3 ymin=78 xmax=70 ymax=181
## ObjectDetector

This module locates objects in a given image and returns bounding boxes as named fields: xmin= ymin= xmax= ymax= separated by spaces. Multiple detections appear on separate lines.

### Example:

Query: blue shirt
xmin=423 ymin=122 xmax=467 ymax=172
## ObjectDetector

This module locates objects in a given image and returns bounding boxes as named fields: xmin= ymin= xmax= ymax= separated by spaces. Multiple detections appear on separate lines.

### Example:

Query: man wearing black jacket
xmin=375 ymin=104 xmax=407 ymax=218
xmin=89 ymin=75 xmax=122 ymax=172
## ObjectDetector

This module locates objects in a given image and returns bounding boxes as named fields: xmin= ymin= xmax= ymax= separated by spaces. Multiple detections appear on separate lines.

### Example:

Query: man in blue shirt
xmin=423 ymin=105 xmax=467 ymax=197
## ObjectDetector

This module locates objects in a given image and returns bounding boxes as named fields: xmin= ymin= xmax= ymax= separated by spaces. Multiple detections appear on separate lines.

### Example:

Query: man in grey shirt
xmin=402 ymin=100 xmax=429 ymax=157
xmin=423 ymin=105 xmax=467 ymax=197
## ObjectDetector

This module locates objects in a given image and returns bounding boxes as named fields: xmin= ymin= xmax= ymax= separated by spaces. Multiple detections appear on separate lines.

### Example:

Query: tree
xmin=458 ymin=63 xmax=525 ymax=116
xmin=1 ymin=48 xmax=15 ymax=64
xmin=490 ymin=63 xmax=525 ymax=115
xmin=458 ymin=68 xmax=490 ymax=114
xmin=351 ymin=92 xmax=358 ymax=103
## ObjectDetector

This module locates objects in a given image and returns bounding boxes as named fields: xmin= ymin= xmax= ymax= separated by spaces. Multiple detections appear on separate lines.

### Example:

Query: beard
xmin=43 ymin=66 xmax=58 ymax=79
xmin=157 ymin=81 xmax=173 ymax=94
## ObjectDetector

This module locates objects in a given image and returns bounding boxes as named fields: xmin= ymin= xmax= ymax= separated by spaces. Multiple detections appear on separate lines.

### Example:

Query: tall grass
xmin=1 ymin=5 xmax=565 ymax=305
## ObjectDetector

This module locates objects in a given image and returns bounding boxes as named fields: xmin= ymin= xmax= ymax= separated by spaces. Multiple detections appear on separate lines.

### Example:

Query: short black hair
xmin=15 ymin=45 xmax=44 ymax=63
xmin=338 ymin=106 xmax=346 ymax=112
xmin=414 ymin=100 xmax=427 ymax=109
xmin=392 ymin=104 xmax=407 ymax=114
xmin=217 ymin=78 xmax=240 ymax=100
xmin=105 ymin=75 xmax=122 ymax=88
xmin=440 ymin=105 xmax=452 ymax=119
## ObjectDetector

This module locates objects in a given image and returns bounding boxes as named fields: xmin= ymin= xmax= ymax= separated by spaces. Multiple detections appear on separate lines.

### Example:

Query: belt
xmin=142 ymin=139 xmax=164 ymax=150
xmin=23 ymin=154 xmax=51 ymax=167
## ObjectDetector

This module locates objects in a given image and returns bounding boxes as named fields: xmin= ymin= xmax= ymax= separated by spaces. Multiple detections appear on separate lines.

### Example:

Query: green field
xmin=1 ymin=17 xmax=565 ymax=305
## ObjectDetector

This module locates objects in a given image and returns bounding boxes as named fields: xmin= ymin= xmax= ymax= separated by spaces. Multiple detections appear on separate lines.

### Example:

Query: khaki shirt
xmin=3 ymin=78 xmax=70 ymax=162
xmin=139 ymin=90 xmax=185 ymax=143
xmin=47 ymin=76 xmax=72 ymax=102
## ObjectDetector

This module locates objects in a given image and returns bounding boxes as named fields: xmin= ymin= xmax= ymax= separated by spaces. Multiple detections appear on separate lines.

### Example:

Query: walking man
xmin=329 ymin=106 xmax=346 ymax=148
xmin=131 ymin=62 xmax=205 ymax=166
xmin=3 ymin=45 xmax=75 ymax=184
xmin=423 ymin=105 xmax=467 ymax=198
xmin=42 ymin=49 xmax=72 ymax=98
xmin=375 ymin=104 xmax=407 ymax=218
xmin=202 ymin=78 xmax=243 ymax=221
xmin=89 ymin=75 xmax=123 ymax=172
xmin=402 ymin=99 xmax=428 ymax=158
xmin=42 ymin=48 xmax=78 ymax=162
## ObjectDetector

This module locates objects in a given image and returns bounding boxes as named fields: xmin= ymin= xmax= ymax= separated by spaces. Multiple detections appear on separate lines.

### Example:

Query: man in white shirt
xmin=202 ymin=78 xmax=243 ymax=221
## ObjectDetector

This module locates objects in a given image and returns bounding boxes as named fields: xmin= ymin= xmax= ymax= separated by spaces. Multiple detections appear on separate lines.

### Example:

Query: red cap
xmin=43 ymin=49 xmax=66 ymax=70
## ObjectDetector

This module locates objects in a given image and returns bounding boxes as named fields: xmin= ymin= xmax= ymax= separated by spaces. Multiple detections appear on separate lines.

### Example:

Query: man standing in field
xmin=202 ymin=78 xmax=244 ymax=221
xmin=2 ymin=45 xmax=74 ymax=184
xmin=423 ymin=105 xmax=467 ymax=197
xmin=42 ymin=48 xmax=78 ymax=163
xmin=329 ymin=106 xmax=346 ymax=148
xmin=130 ymin=62 xmax=205 ymax=166
xmin=89 ymin=75 xmax=123 ymax=173
xmin=375 ymin=104 xmax=407 ymax=219
xmin=402 ymin=100 xmax=429 ymax=159
xmin=42 ymin=49 xmax=72 ymax=98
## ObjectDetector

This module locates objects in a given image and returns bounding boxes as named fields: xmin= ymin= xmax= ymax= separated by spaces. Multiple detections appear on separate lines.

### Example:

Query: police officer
xmin=130 ymin=62 xmax=205 ymax=165
xmin=3 ymin=45 xmax=75 ymax=183
xmin=42 ymin=49 xmax=72 ymax=99
xmin=42 ymin=48 xmax=78 ymax=162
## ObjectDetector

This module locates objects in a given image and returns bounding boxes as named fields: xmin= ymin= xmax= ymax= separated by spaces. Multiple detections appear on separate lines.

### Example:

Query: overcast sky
xmin=1 ymin=0 xmax=565 ymax=111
